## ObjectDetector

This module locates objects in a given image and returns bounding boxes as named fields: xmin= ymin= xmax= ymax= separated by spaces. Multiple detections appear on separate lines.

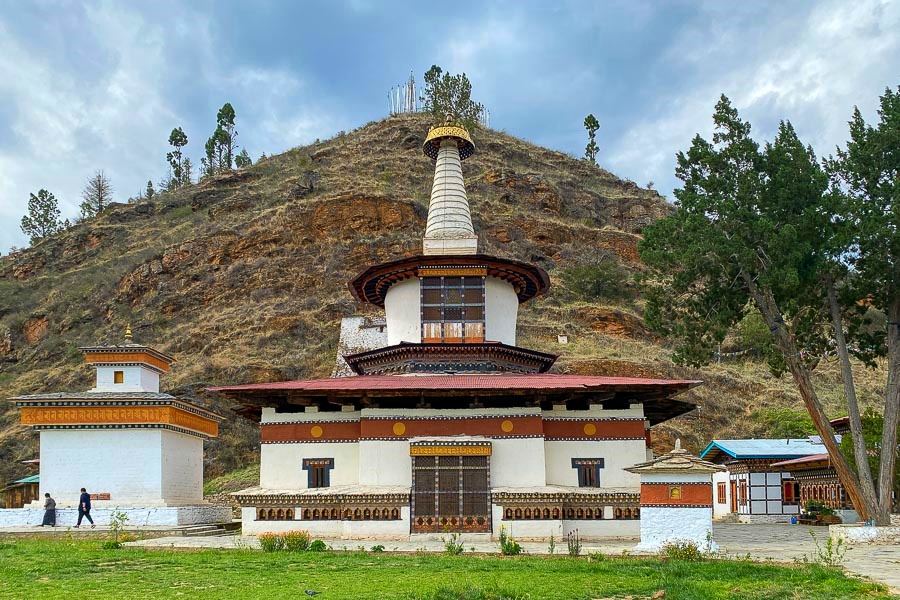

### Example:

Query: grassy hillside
xmin=0 ymin=113 xmax=886 ymax=484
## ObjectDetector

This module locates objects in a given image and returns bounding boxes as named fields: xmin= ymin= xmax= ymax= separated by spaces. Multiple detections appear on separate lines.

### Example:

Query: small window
xmin=571 ymin=458 xmax=604 ymax=488
xmin=113 ymin=371 xmax=124 ymax=384
xmin=783 ymin=480 xmax=800 ymax=505
xmin=739 ymin=480 xmax=748 ymax=506
xmin=302 ymin=458 xmax=334 ymax=489
xmin=717 ymin=482 xmax=727 ymax=504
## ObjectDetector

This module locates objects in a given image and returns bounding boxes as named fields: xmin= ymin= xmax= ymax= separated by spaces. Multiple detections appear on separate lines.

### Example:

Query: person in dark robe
xmin=40 ymin=493 xmax=56 ymax=527
xmin=75 ymin=487 xmax=94 ymax=528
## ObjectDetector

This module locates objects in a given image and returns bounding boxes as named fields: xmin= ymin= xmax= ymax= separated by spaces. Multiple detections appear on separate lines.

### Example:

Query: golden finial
xmin=124 ymin=324 xmax=133 ymax=343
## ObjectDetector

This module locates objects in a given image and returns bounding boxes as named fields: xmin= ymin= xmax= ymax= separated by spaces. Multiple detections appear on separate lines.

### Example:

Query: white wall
xmin=712 ymin=471 xmax=731 ymax=519
xmin=260 ymin=443 xmax=360 ymax=489
xmin=40 ymin=429 xmax=206 ymax=506
xmin=385 ymin=278 xmax=422 ymax=345
xmin=634 ymin=506 xmax=716 ymax=552
xmin=92 ymin=365 xmax=159 ymax=393
xmin=484 ymin=277 xmax=518 ymax=345
xmin=40 ymin=429 xmax=163 ymax=504
xmin=491 ymin=438 xmax=545 ymax=487
xmin=358 ymin=441 xmax=411 ymax=486
xmin=160 ymin=431 xmax=204 ymax=504
xmin=381 ymin=276 xmax=519 ymax=346
xmin=544 ymin=440 xmax=645 ymax=488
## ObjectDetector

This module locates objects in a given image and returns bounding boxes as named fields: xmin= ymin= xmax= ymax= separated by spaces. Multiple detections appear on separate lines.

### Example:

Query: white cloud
xmin=607 ymin=0 xmax=900 ymax=198
xmin=0 ymin=3 xmax=345 ymax=252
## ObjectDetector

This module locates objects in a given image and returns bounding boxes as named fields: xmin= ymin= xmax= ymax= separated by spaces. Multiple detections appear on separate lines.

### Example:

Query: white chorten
xmin=422 ymin=118 xmax=478 ymax=255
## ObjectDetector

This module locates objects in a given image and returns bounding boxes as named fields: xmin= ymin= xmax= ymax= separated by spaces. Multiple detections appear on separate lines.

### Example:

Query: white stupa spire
xmin=422 ymin=119 xmax=478 ymax=255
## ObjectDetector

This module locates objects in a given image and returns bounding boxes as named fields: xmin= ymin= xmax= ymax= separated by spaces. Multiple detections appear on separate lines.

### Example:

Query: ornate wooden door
xmin=411 ymin=455 xmax=491 ymax=533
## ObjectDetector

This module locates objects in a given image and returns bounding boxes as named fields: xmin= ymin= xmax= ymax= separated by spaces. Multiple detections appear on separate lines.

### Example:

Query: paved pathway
xmin=124 ymin=523 xmax=900 ymax=593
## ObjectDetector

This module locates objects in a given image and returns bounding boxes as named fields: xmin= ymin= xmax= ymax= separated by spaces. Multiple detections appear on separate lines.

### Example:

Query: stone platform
xmin=0 ymin=505 xmax=232 ymax=527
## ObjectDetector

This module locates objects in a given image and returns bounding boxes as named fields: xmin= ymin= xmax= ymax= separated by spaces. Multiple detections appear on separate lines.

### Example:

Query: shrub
xmin=498 ymin=526 xmax=522 ymax=556
xmin=101 ymin=540 xmax=122 ymax=550
xmin=282 ymin=530 xmax=311 ymax=552
xmin=370 ymin=544 xmax=385 ymax=553
xmin=259 ymin=533 xmax=285 ymax=553
xmin=559 ymin=257 xmax=634 ymax=302
xmin=566 ymin=529 xmax=582 ymax=557
xmin=661 ymin=540 xmax=703 ymax=561
xmin=809 ymin=529 xmax=847 ymax=567
xmin=309 ymin=539 xmax=327 ymax=552
xmin=443 ymin=531 xmax=464 ymax=555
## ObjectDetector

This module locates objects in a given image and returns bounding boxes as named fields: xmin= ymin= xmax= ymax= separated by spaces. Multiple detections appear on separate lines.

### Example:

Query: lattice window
xmin=717 ymin=482 xmax=727 ymax=504
xmin=420 ymin=276 xmax=485 ymax=343
xmin=412 ymin=454 xmax=490 ymax=532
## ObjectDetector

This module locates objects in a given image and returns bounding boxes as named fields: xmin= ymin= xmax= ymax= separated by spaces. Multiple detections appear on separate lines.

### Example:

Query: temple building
xmin=2 ymin=330 xmax=231 ymax=526
xmin=210 ymin=119 xmax=700 ymax=540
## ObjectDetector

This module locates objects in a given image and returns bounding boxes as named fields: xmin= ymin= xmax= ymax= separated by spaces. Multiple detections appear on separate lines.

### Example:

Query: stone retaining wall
xmin=829 ymin=524 xmax=900 ymax=545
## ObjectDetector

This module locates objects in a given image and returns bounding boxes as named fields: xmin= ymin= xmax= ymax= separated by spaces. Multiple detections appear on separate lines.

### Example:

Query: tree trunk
xmin=878 ymin=298 xmax=900 ymax=524
xmin=825 ymin=275 xmax=880 ymax=519
xmin=742 ymin=273 xmax=874 ymax=522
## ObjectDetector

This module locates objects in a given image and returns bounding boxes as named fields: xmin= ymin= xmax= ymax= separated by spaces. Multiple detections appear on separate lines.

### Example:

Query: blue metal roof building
xmin=700 ymin=438 xmax=828 ymax=463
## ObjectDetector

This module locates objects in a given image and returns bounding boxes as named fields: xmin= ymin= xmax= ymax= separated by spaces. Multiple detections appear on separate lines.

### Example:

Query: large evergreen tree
xmin=20 ymin=189 xmax=67 ymax=244
xmin=826 ymin=86 xmax=900 ymax=516
xmin=79 ymin=170 xmax=113 ymax=218
xmin=420 ymin=66 xmax=484 ymax=129
xmin=639 ymin=93 xmax=898 ymax=523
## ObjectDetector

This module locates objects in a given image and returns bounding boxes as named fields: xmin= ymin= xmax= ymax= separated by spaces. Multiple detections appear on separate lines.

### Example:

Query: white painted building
xmin=4 ymin=335 xmax=231 ymax=526
xmin=701 ymin=438 xmax=827 ymax=523
xmin=211 ymin=120 xmax=701 ymax=540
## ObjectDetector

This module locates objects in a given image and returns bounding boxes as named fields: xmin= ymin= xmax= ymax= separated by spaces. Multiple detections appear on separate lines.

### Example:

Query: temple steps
xmin=182 ymin=524 xmax=237 ymax=537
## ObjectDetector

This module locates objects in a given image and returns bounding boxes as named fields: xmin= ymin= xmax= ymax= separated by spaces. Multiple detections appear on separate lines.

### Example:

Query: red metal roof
xmin=770 ymin=453 xmax=831 ymax=468
xmin=208 ymin=374 xmax=701 ymax=393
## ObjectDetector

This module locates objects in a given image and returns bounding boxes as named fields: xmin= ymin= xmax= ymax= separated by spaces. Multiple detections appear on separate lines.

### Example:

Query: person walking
xmin=39 ymin=493 xmax=56 ymax=527
xmin=75 ymin=487 xmax=94 ymax=528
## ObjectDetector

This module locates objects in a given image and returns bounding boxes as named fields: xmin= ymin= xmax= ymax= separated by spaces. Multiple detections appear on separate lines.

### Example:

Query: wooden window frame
xmin=717 ymin=482 xmax=727 ymax=504
xmin=113 ymin=370 xmax=124 ymax=384
xmin=420 ymin=275 xmax=486 ymax=344
xmin=302 ymin=458 xmax=334 ymax=489
xmin=571 ymin=458 xmax=605 ymax=488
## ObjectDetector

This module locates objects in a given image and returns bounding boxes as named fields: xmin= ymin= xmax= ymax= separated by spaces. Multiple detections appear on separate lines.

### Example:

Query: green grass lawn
xmin=0 ymin=540 xmax=891 ymax=600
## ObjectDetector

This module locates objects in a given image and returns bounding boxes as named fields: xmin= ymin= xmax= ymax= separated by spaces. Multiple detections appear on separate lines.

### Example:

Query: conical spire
xmin=422 ymin=118 xmax=478 ymax=255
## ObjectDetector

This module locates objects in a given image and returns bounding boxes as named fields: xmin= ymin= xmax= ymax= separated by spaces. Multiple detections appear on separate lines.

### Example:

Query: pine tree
xmin=181 ymin=158 xmax=193 ymax=186
xmin=80 ymin=170 xmax=113 ymax=218
xmin=420 ymin=65 xmax=484 ymax=129
xmin=20 ymin=189 xmax=67 ymax=244
xmin=145 ymin=180 xmax=155 ymax=201
xmin=216 ymin=103 xmax=238 ymax=169
xmin=235 ymin=147 xmax=252 ymax=169
xmin=584 ymin=114 xmax=600 ymax=164
xmin=166 ymin=127 xmax=188 ymax=188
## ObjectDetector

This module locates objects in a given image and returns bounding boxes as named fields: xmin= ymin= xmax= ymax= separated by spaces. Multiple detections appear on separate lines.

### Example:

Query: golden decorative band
xmin=418 ymin=267 xmax=487 ymax=277
xmin=409 ymin=445 xmax=492 ymax=456
xmin=82 ymin=351 xmax=170 ymax=373
xmin=20 ymin=405 xmax=218 ymax=437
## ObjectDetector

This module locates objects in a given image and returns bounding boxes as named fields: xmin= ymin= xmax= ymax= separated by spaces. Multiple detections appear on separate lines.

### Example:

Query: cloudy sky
xmin=1 ymin=0 xmax=898 ymax=252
